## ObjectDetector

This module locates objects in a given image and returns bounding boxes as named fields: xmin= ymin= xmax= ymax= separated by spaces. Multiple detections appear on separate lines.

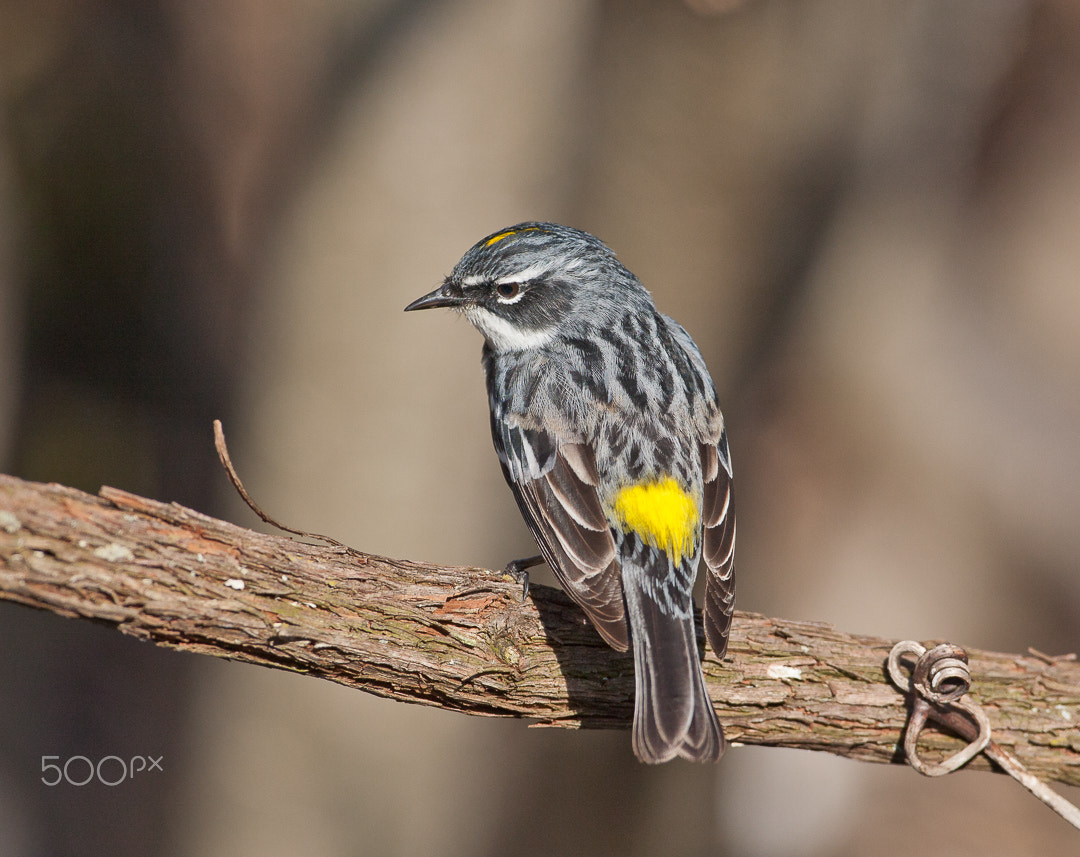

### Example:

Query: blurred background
xmin=1 ymin=1 xmax=1078 ymax=854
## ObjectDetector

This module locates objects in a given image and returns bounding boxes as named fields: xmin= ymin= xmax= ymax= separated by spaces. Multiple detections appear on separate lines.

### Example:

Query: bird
xmin=404 ymin=222 xmax=735 ymax=763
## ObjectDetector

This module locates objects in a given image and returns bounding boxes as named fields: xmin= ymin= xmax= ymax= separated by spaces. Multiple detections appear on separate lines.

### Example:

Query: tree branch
xmin=1 ymin=472 xmax=1077 ymax=787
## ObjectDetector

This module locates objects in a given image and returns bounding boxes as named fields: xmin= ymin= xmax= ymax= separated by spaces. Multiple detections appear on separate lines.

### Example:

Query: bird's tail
xmin=622 ymin=562 xmax=725 ymax=763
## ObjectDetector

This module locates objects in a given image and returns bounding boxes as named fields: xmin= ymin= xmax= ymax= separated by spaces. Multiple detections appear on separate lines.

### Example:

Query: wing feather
xmin=701 ymin=440 xmax=736 ymax=659
xmin=494 ymin=422 xmax=628 ymax=650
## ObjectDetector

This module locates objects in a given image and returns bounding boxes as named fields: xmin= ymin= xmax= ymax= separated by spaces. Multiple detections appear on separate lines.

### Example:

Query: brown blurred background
xmin=1 ymin=1 xmax=1079 ymax=854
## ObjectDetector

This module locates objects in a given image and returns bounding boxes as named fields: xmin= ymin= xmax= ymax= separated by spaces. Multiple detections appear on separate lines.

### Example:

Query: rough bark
xmin=1 ymin=473 xmax=1077 ymax=787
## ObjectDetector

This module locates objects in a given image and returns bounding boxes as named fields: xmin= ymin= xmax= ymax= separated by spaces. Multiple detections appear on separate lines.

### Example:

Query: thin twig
xmin=212 ymin=419 xmax=351 ymax=550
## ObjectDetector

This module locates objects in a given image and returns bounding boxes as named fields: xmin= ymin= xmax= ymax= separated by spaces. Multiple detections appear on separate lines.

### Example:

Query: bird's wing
xmin=493 ymin=420 xmax=628 ymax=651
xmin=700 ymin=432 xmax=736 ymax=659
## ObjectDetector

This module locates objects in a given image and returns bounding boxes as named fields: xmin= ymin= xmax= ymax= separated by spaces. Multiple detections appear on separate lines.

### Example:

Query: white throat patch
xmin=463 ymin=306 xmax=555 ymax=352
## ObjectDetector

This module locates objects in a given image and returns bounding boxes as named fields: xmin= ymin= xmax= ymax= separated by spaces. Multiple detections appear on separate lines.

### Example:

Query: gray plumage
xmin=405 ymin=222 xmax=735 ymax=763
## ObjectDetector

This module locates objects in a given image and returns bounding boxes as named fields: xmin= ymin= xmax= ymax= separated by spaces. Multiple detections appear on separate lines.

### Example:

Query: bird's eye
xmin=496 ymin=282 xmax=521 ymax=300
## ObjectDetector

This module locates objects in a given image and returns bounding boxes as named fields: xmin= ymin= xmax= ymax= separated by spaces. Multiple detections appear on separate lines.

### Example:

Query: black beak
xmin=404 ymin=282 xmax=464 ymax=312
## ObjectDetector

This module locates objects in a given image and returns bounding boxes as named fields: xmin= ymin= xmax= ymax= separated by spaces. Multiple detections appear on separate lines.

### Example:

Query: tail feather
xmin=624 ymin=567 xmax=725 ymax=764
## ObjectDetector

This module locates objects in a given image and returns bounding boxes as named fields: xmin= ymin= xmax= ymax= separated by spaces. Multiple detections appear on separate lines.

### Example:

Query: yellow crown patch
xmin=612 ymin=477 xmax=700 ymax=561
xmin=485 ymin=226 xmax=542 ymax=247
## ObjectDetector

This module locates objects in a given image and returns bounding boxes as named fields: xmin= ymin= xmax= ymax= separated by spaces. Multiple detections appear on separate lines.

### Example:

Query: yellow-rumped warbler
xmin=405 ymin=223 xmax=735 ymax=763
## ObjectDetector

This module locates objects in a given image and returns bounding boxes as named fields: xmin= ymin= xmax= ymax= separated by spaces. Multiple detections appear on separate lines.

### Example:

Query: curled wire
xmin=887 ymin=641 xmax=989 ymax=776
xmin=888 ymin=640 xmax=1080 ymax=830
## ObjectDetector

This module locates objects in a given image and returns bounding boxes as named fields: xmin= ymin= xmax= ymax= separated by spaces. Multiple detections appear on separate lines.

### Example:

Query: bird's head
xmin=405 ymin=222 xmax=648 ymax=352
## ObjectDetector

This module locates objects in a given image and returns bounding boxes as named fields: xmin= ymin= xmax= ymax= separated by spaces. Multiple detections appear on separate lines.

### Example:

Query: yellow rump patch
xmin=485 ymin=226 xmax=541 ymax=247
xmin=612 ymin=477 xmax=700 ymax=561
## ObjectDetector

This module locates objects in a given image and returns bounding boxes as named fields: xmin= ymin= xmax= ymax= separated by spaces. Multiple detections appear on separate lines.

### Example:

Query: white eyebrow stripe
xmin=494 ymin=262 xmax=550 ymax=285
xmin=461 ymin=274 xmax=487 ymax=286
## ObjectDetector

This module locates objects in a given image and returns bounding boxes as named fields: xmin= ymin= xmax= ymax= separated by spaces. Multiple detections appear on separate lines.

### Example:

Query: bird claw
xmin=502 ymin=554 xmax=543 ymax=601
